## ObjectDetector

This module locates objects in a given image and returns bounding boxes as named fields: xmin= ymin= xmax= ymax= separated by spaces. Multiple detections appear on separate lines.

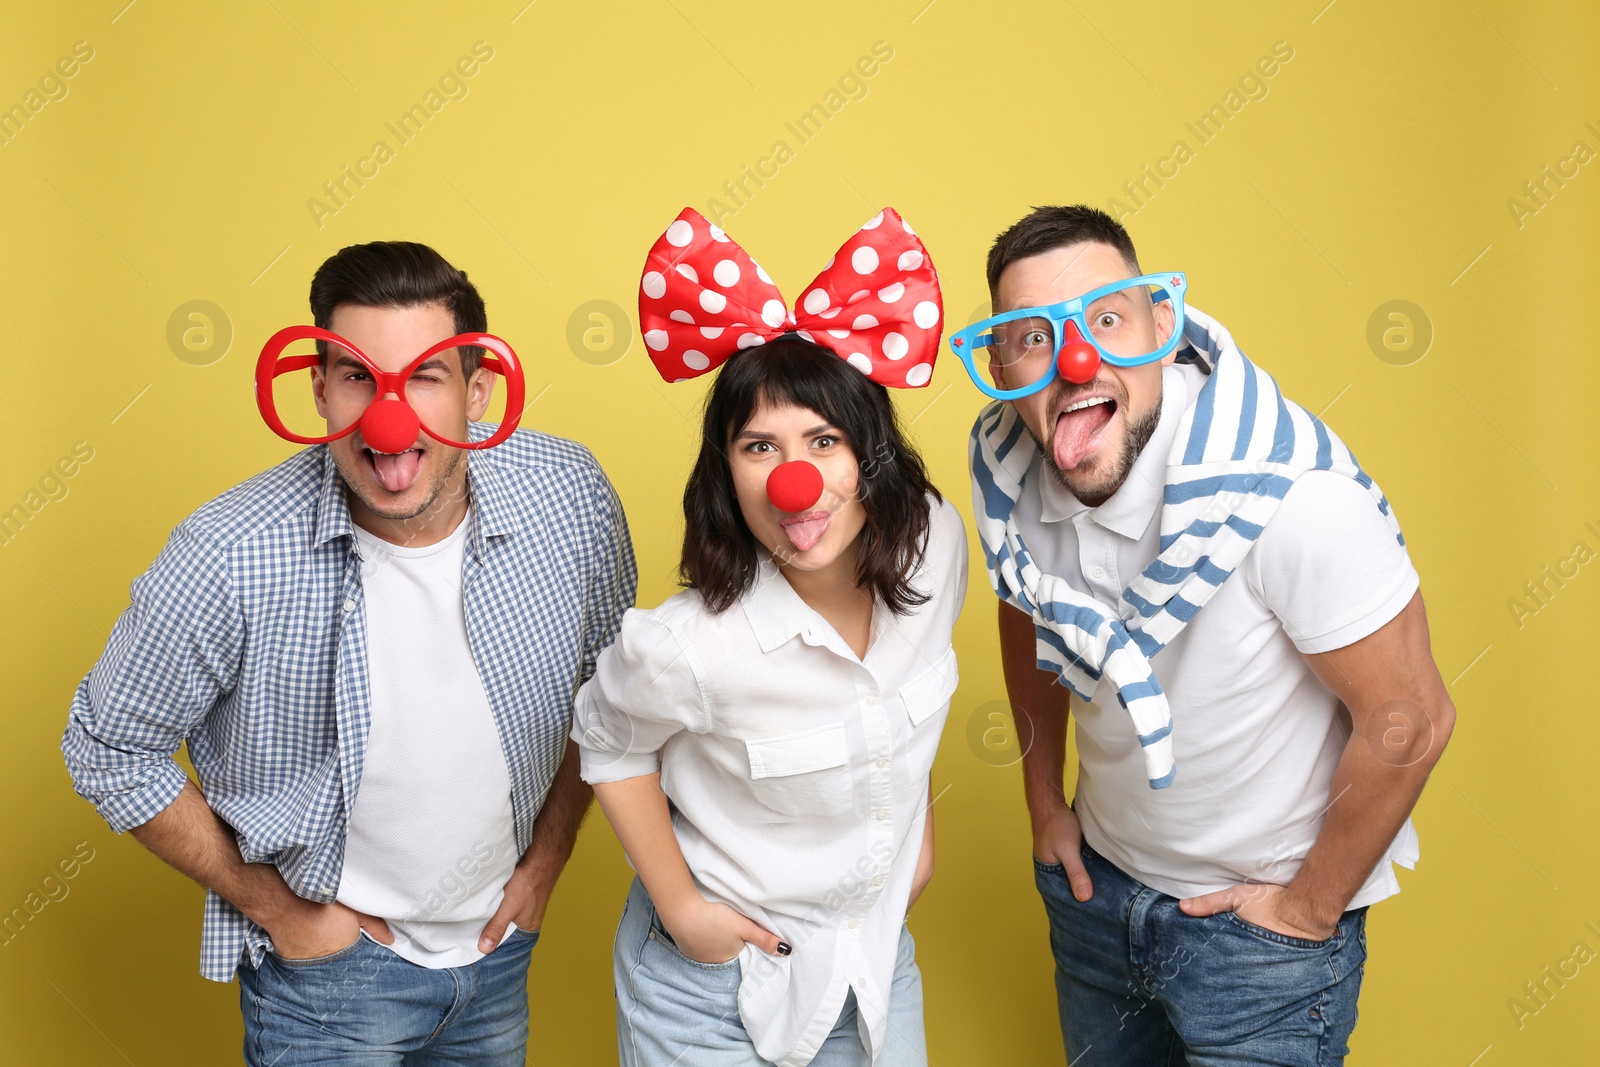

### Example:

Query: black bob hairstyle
xmin=680 ymin=335 xmax=940 ymax=615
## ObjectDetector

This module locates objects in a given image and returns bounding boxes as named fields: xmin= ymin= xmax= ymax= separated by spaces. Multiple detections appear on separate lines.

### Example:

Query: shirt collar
xmin=313 ymin=447 xmax=356 ymax=546
xmin=1036 ymin=363 xmax=1191 ymax=541
xmin=740 ymin=548 xmax=885 ymax=661
xmin=742 ymin=554 xmax=817 ymax=653
xmin=462 ymin=448 xmax=522 ymax=561
xmin=310 ymin=434 xmax=523 ymax=560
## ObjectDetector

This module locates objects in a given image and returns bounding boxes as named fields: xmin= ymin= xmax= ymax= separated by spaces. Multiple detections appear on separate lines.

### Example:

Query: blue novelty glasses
xmin=948 ymin=272 xmax=1188 ymax=400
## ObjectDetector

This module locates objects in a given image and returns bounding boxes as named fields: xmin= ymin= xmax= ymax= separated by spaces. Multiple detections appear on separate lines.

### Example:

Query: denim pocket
xmin=267 ymin=934 xmax=366 ymax=968
xmin=1032 ymin=857 xmax=1068 ymax=889
xmin=1032 ymin=857 xmax=1081 ymax=910
xmin=1223 ymin=910 xmax=1339 ymax=951
xmin=648 ymin=909 xmax=741 ymax=971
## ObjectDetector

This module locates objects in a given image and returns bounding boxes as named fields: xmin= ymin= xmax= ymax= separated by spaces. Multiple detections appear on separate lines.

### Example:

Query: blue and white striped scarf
xmin=968 ymin=306 xmax=1404 ymax=789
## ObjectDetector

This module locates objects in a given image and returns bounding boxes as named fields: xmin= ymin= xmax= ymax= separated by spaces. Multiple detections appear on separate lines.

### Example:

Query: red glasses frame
xmin=254 ymin=325 xmax=527 ymax=451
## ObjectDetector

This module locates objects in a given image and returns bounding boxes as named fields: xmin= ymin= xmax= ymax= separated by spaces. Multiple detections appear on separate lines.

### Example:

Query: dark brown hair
xmin=985 ymin=205 xmax=1142 ymax=306
xmin=308 ymin=241 xmax=488 ymax=376
xmin=680 ymin=336 xmax=940 ymax=615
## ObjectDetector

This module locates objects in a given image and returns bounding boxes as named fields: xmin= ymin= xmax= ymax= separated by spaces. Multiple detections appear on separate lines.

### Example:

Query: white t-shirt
xmin=340 ymin=510 xmax=522 ymax=966
xmin=1013 ymin=362 xmax=1422 ymax=908
xmin=572 ymin=497 xmax=967 ymax=1067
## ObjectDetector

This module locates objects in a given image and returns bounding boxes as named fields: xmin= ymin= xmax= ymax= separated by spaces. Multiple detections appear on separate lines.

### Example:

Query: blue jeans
xmin=1035 ymin=843 xmax=1367 ymax=1067
xmin=237 ymin=927 xmax=540 ymax=1066
xmin=614 ymin=877 xmax=928 ymax=1066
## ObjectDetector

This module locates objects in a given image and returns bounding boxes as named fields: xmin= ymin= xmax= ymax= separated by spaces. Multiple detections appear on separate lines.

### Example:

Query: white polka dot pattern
xmin=637 ymin=206 xmax=945 ymax=388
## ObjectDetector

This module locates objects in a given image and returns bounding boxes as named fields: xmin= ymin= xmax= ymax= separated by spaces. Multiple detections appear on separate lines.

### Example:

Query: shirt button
xmin=875 ymin=757 xmax=889 ymax=769
xmin=342 ymin=599 xmax=356 ymax=612
xmin=872 ymin=875 xmax=885 ymax=886
xmin=847 ymin=919 xmax=861 ymax=930
xmin=873 ymin=809 xmax=889 ymax=821
xmin=864 ymin=692 xmax=879 ymax=706
xmin=1091 ymin=566 xmax=1105 ymax=580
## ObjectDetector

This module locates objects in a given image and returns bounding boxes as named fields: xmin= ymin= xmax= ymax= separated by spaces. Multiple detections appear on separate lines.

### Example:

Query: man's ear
xmin=1154 ymin=300 xmax=1179 ymax=367
xmin=987 ymin=357 xmax=1008 ymax=391
xmin=465 ymin=358 xmax=496 ymax=422
xmin=311 ymin=361 xmax=330 ymax=420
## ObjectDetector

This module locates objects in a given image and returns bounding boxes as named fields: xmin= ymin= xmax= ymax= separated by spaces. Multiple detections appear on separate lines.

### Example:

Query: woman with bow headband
xmin=571 ymin=207 xmax=968 ymax=1067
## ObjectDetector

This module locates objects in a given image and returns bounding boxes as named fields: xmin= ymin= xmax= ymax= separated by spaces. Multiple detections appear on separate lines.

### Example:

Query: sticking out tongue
xmin=782 ymin=513 xmax=831 ymax=553
xmin=1054 ymin=402 xmax=1115 ymax=471
xmin=371 ymin=449 xmax=422 ymax=492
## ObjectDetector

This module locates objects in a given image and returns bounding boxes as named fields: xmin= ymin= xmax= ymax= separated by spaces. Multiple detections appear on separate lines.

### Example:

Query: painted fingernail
xmin=777 ymin=941 xmax=792 ymax=956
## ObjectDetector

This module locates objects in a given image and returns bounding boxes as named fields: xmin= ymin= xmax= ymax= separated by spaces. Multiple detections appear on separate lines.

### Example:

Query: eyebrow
xmin=735 ymin=422 xmax=836 ymax=441
xmin=1004 ymin=276 xmax=1133 ymax=313
xmin=329 ymin=354 xmax=454 ymax=375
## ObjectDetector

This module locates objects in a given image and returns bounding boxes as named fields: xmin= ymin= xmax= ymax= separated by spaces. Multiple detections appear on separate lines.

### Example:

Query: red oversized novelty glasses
xmin=255 ymin=325 xmax=526 ymax=454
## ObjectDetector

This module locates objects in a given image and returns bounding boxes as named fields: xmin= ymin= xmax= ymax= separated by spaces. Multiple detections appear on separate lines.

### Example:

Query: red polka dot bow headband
xmin=638 ymin=207 xmax=944 ymax=388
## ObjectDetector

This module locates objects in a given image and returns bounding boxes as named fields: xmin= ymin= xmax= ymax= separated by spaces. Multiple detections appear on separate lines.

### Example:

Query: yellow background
xmin=4 ymin=0 xmax=1597 ymax=1063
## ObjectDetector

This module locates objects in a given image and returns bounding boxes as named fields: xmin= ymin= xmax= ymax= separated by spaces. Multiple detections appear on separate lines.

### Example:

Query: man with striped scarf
xmin=957 ymin=206 xmax=1454 ymax=1065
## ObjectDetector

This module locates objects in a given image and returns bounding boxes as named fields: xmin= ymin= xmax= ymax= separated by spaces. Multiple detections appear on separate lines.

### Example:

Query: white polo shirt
xmin=573 ymin=497 xmax=966 ymax=1067
xmin=1013 ymin=362 xmax=1421 ymax=908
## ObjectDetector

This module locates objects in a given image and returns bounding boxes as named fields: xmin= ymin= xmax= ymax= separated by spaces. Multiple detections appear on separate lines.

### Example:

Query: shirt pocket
xmin=744 ymin=723 xmax=853 ymax=818
xmin=899 ymin=646 xmax=959 ymax=728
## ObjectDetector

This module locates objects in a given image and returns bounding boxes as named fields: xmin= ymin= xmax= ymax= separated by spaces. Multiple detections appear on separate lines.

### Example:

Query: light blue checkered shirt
xmin=62 ymin=423 xmax=636 ymax=982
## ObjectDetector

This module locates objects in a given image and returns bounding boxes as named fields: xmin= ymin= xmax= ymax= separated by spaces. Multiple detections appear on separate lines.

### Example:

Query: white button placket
xmin=849 ymin=671 xmax=894 ymax=996
xmin=1074 ymin=514 xmax=1118 ymax=604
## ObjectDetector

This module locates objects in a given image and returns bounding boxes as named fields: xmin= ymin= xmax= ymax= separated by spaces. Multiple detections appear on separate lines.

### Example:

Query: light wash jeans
xmin=614 ymin=877 xmax=929 ymax=1066
xmin=1035 ymin=841 xmax=1368 ymax=1066
xmin=237 ymin=926 xmax=539 ymax=1066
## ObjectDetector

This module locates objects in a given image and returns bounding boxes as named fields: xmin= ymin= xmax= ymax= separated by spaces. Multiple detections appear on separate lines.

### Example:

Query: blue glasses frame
xmin=948 ymin=272 xmax=1188 ymax=401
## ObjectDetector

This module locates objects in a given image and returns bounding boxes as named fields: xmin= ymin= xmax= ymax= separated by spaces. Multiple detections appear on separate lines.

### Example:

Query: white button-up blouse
xmin=572 ymin=496 xmax=967 ymax=1067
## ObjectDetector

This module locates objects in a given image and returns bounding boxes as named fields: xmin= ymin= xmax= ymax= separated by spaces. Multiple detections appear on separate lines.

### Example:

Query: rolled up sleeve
xmin=571 ymin=607 xmax=706 ymax=785
xmin=61 ymin=525 xmax=244 ymax=832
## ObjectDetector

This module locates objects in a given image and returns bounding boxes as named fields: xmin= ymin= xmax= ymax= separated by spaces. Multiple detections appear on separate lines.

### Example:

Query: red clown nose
xmin=360 ymin=398 xmax=421 ymax=455
xmin=1057 ymin=321 xmax=1101 ymax=385
xmin=766 ymin=460 xmax=824 ymax=513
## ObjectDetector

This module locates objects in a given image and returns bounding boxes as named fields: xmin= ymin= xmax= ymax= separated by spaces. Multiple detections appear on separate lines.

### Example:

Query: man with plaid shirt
xmin=62 ymin=241 xmax=636 ymax=1065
